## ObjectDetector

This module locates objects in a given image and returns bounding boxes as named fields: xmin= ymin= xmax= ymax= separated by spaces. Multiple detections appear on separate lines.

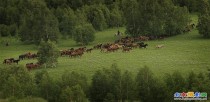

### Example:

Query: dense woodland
xmin=1 ymin=0 xmax=210 ymax=102
xmin=0 ymin=64 xmax=210 ymax=102
xmin=0 ymin=0 xmax=210 ymax=45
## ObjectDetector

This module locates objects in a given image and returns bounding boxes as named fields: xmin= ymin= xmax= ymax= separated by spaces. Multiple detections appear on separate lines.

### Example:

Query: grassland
xmin=0 ymin=15 xmax=210 ymax=81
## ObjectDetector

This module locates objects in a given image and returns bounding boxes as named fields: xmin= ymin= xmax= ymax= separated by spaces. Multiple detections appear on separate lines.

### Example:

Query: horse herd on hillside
xmin=3 ymin=35 xmax=165 ymax=71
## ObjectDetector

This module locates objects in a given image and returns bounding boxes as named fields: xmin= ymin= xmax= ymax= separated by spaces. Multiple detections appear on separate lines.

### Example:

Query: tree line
xmin=0 ymin=0 xmax=124 ymax=45
xmin=1 ymin=0 xmax=210 ymax=46
xmin=0 ymin=64 xmax=209 ymax=102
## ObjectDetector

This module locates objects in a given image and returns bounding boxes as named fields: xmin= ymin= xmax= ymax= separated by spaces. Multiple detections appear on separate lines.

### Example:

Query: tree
xmin=121 ymin=70 xmax=135 ymax=101
xmin=197 ymin=0 xmax=210 ymax=38
xmin=0 ymin=65 xmax=36 ymax=98
xmin=122 ymin=0 xmax=189 ymax=37
xmin=61 ymin=71 xmax=88 ymax=94
xmin=197 ymin=14 xmax=210 ymax=38
xmin=37 ymin=71 xmax=60 ymax=102
xmin=90 ymin=70 xmax=111 ymax=102
xmin=55 ymin=7 xmax=77 ymax=39
xmin=71 ymin=85 xmax=87 ymax=102
xmin=164 ymin=71 xmax=187 ymax=101
xmin=90 ymin=64 xmax=134 ymax=102
xmin=121 ymin=0 xmax=139 ymax=36
xmin=37 ymin=40 xmax=59 ymax=68
xmin=60 ymin=86 xmax=74 ymax=102
xmin=19 ymin=0 xmax=60 ymax=44
xmin=109 ymin=6 xmax=124 ymax=27
xmin=136 ymin=66 xmax=167 ymax=102
xmin=73 ymin=23 xmax=95 ymax=45
xmin=83 ymin=5 xmax=108 ymax=31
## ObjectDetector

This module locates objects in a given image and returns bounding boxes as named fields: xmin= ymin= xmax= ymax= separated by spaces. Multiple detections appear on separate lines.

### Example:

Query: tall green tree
xmin=197 ymin=0 xmax=210 ymax=38
xmin=122 ymin=0 xmax=189 ymax=37
xmin=90 ymin=70 xmax=111 ymax=102
xmin=164 ymin=71 xmax=187 ymax=101
xmin=0 ymin=65 xmax=36 ymax=98
xmin=55 ymin=7 xmax=77 ymax=39
xmin=61 ymin=71 xmax=88 ymax=94
xmin=37 ymin=40 xmax=59 ymax=68
xmin=136 ymin=66 xmax=167 ymax=102
xmin=83 ymin=5 xmax=108 ymax=31
xmin=121 ymin=70 xmax=135 ymax=101
xmin=73 ymin=23 xmax=95 ymax=45
xmin=37 ymin=71 xmax=60 ymax=102
xmin=19 ymin=0 xmax=60 ymax=44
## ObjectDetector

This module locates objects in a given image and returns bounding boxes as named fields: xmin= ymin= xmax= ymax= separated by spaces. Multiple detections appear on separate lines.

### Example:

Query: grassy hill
xmin=0 ymin=15 xmax=210 ymax=81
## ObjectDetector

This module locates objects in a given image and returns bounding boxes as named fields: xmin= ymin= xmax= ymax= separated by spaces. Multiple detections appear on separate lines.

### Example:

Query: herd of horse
xmin=3 ymin=35 xmax=166 ymax=71
xmin=3 ymin=52 xmax=39 ymax=70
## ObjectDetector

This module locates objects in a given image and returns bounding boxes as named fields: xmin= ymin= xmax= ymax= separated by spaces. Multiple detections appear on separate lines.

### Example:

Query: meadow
xmin=0 ymin=16 xmax=210 ymax=81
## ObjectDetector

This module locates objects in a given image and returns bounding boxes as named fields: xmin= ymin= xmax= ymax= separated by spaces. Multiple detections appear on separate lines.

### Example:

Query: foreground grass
xmin=0 ymin=26 xmax=210 ymax=81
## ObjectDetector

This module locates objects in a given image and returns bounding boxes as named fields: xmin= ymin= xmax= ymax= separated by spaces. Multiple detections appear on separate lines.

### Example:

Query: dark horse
xmin=13 ymin=59 xmax=20 ymax=64
xmin=139 ymin=44 xmax=148 ymax=48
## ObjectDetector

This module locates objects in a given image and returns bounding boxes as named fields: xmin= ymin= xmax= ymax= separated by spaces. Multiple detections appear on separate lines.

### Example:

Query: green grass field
xmin=0 ymin=15 xmax=210 ymax=81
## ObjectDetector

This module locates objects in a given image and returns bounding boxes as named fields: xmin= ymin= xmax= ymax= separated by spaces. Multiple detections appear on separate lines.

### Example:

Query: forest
xmin=1 ymin=0 xmax=210 ymax=102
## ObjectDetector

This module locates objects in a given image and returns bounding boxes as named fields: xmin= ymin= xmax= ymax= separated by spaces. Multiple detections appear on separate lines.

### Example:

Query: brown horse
xmin=122 ymin=47 xmax=132 ymax=52
xmin=26 ymin=63 xmax=40 ymax=71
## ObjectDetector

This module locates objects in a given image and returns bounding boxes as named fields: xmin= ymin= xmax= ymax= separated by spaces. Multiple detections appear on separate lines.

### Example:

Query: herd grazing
xmin=2 ymin=34 xmax=166 ymax=71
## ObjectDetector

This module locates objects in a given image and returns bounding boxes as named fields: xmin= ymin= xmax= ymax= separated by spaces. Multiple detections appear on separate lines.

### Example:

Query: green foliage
xmin=0 ymin=24 xmax=10 ymax=37
xmin=164 ymin=6 xmax=190 ymax=36
xmin=36 ymin=70 xmax=60 ymax=102
xmin=122 ymin=0 xmax=190 ymax=37
xmin=61 ymin=71 xmax=88 ymax=94
xmin=136 ymin=66 xmax=167 ymax=102
xmin=60 ymin=86 xmax=74 ymax=102
xmin=164 ymin=71 xmax=187 ymax=101
xmin=90 ymin=64 xmax=135 ymax=102
xmin=121 ymin=70 xmax=135 ymax=101
xmin=0 ymin=65 xmax=35 ymax=98
xmin=73 ymin=24 xmax=95 ymax=45
xmin=55 ymin=7 xmax=77 ymax=39
xmin=37 ymin=40 xmax=59 ymax=68
xmin=197 ymin=1 xmax=210 ymax=38
xmin=19 ymin=0 xmax=60 ymax=44
xmin=109 ymin=6 xmax=124 ymax=27
xmin=83 ymin=5 xmax=108 ymax=31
